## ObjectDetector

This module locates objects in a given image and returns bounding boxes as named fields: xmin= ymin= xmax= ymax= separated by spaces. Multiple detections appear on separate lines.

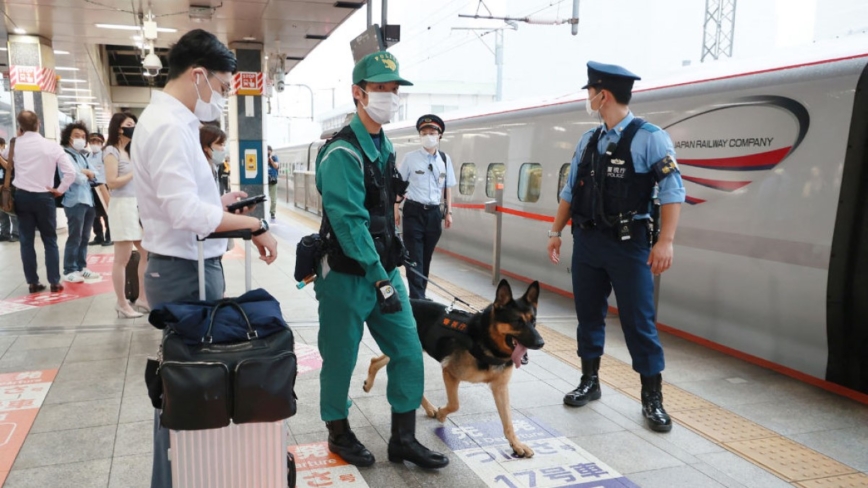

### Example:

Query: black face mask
xmin=121 ymin=126 xmax=135 ymax=139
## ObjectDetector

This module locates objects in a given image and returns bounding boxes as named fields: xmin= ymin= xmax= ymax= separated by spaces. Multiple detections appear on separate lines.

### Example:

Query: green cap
xmin=352 ymin=51 xmax=413 ymax=86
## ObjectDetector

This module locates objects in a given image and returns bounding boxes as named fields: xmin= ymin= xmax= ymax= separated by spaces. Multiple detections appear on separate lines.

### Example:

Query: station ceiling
xmin=0 ymin=0 xmax=364 ymax=113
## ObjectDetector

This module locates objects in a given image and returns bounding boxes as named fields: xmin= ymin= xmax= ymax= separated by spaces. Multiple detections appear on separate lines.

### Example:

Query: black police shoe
xmin=326 ymin=419 xmax=375 ymax=467
xmin=388 ymin=410 xmax=449 ymax=469
xmin=640 ymin=374 xmax=672 ymax=432
xmin=564 ymin=357 xmax=601 ymax=406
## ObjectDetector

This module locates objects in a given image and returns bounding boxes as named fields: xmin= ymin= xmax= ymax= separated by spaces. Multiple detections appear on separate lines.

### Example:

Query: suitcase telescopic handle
xmin=197 ymin=230 xmax=254 ymax=300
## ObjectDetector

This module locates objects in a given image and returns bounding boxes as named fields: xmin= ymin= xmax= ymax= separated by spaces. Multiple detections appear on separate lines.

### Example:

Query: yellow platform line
xmin=277 ymin=204 xmax=868 ymax=486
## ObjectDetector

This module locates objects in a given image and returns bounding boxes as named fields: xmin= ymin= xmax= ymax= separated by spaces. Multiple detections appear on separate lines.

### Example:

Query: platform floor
xmin=0 ymin=200 xmax=865 ymax=488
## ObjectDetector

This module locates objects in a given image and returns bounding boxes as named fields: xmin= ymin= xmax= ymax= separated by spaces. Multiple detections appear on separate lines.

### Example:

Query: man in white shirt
xmin=12 ymin=111 xmax=77 ymax=293
xmin=131 ymin=29 xmax=277 ymax=488
xmin=396 ymin=114 xmax=456 ymax=299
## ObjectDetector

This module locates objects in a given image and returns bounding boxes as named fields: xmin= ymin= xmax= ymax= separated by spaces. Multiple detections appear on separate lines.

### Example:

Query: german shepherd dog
xmin=363 ymin=279 xmax=545 ymax=457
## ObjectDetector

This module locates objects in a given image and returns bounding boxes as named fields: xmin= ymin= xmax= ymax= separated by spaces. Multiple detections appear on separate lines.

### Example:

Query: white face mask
xmin=193 ymin=72 xmax=226 ymax=122
xmin=72 ymin=138 xmax=87 ymax=151
xmin=421 ymin=134 xmax=440 ymax=150
xmin=211 ymin=148 xmax=226 ymax=165
xmin=89 ymin=144 xmax=101 ymax=154
xmin=362 ymin=90 xmax=400 ymax=125
xmin=586 ymin=92 xmax=602 ymax=116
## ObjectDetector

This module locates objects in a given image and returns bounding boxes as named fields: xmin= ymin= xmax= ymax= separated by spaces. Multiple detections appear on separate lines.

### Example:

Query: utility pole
xmin=701 ymin=0 xmax=737 ymax=62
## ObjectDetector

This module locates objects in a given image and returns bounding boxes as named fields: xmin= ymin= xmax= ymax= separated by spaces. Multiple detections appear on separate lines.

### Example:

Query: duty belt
xmin=405 ymin=200 xmax=440 ymax=211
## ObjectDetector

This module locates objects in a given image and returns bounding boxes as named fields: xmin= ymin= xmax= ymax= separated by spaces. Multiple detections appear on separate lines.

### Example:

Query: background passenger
xmin=59 ymin=121 xmax=100 ymax=283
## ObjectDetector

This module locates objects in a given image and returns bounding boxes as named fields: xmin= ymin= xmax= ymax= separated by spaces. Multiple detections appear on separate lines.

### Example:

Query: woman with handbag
xmin=104 ymin=112 xmax=150 ymax=318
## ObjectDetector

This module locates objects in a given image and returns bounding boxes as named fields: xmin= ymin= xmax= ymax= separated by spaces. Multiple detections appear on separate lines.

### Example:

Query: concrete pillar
xmin=227 ymin=42 xmax=266 ymax=219
xmin=7 ymin=34 xmax=59 ymax=141
xmin=75 ymin=104 xmax=96 ymax=133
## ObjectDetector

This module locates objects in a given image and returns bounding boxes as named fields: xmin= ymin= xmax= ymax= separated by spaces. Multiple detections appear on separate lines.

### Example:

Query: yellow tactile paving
xmin=672 ymin=407 xmax=777 ymax=443
xmin=725 ymin=436 xmax=858 ymax=482
xmin=425 ymin=272 xmax=868 ymax=486
xmin=795 ymin=473 xmax=868 ymax=488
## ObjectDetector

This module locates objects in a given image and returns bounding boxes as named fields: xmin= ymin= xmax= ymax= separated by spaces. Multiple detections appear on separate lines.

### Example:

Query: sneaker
xmin=64 ymin=272 xmax=84 ymax=283
xmin=80 ymin=268 xmax=101 ymax=279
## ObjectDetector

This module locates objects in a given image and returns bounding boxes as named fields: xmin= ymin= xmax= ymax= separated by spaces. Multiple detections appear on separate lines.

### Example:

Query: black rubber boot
xmin=326 ymin=419 xmax=375 ymax=467
xmin=640 ymin=374 xmax=672 ymax=432
xmin=388 ymin=411 xmax=449 ymax=469
xmin=564 ymin=357 xmax=601 ymax=406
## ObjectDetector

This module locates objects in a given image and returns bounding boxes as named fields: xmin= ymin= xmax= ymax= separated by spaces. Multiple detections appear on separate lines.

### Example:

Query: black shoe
xmin=0 ymin=236 xmax=8 ymax=242
xmin=326 ymin=419 xmax=374 ymax=467
xmin=50 ymin=283 xmax=64 ymax=293
xmin=388 ymin=410 xmax=449 ymax=469
xmin=9 ymin=236 xmax=17 ymax=242
xmin=564 ymin=357 xmax=601 ymax=407
xmin=640 ymin=374 xmax=672 ymax=433
xmin=270 ymin=213 xmax=276 ymax=221
xmin=88 ymin=239 xmax=103 ymax=246
xmin=101 ymin=240 xmax=114 ymax=247
xmin=28 ymin=283 xmax=46 ymax=293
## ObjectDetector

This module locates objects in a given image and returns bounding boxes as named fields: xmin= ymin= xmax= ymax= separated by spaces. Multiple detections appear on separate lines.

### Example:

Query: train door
xmin=826 ymin=59 xmax=868 ymax=395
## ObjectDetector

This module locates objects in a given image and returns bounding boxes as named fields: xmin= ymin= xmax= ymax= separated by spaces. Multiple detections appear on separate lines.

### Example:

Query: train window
xmin=459 ymin=163 xmax=477 ymax=195
xmin=518 ymin=163 xmax=542 ymax=202
xmin=557 ymin=163 xmax=570 ymax=202
xmin=486 ymin=163 xmax=506 ymax=198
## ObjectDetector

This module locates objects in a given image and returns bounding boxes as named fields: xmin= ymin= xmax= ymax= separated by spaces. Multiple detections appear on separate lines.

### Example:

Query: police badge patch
xmin=652 ymin=155 xmax=679 ymax=180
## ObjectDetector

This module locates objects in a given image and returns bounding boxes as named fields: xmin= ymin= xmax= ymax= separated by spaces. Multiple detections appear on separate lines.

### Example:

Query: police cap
xmin=416 ymin=114 xmax=445 ymax=133
xmin=581 ymin=61 xmax=641 ymax=93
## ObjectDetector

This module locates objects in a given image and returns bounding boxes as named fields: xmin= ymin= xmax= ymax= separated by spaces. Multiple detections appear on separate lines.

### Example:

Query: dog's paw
xmin=435 ymin=408 xmax=449 ymax=423
xmin=510 ymin=441 xmax=534 ymax=458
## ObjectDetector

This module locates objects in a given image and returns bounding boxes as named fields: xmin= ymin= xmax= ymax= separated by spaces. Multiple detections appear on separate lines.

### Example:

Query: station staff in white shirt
xmin=395 ymin=114 xmax=456 ymax=299
xmin=131 ymin=28 xmax=277 ymax=488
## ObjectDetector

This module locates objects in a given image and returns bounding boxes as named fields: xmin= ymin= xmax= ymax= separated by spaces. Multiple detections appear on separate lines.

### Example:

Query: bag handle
xmin=203 ymin=299 xmax=258 ymax=344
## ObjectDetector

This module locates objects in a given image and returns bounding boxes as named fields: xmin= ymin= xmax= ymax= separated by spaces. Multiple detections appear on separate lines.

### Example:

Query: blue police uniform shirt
xmin=560 ymin=112 xmax=686 ymax=217
xmin=399 ymin=147 xmax=457 ymax=206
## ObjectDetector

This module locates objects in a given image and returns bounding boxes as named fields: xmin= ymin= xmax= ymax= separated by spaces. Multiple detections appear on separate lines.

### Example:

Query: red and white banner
xmin=232 ymin=71 xmax=263 ymax=96
xmin=9 ymin=66 xmax=58 ymax=93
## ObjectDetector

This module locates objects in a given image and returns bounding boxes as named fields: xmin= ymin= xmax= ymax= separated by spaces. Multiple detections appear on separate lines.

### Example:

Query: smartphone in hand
xmin=227 ymin=194 xmax=266 ymax=213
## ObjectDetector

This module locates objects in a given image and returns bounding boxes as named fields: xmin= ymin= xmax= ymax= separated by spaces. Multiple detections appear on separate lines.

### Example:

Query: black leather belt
xmin=405 ymin=200 xmax=440 ymax=211
xmin=149 ymin=253 xmax=221 ymax=263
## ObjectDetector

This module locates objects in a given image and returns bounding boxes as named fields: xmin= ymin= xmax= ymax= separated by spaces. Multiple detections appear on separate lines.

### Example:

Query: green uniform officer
xmin=314 ymin=51 xmax=449 ymax=470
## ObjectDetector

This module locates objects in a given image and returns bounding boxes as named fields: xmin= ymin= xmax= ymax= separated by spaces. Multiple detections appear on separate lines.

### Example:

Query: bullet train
xmin=275 ymin=47 xmax=868 ymax=396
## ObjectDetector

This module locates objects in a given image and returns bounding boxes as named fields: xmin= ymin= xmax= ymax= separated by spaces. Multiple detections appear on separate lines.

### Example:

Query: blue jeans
xmin=145 ymin=255 xmax=225 ymax=488
xmin=0 ymin=209 xmax=17 ymax=238
xmin=63 ymin=204 xmax=95 ymax=275
xmin=14 ymin=190 xmax=60 ymax=285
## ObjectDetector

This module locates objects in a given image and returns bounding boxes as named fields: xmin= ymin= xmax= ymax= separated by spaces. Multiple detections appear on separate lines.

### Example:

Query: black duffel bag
xmin=156 ymin=298 xmax=297 ymax=431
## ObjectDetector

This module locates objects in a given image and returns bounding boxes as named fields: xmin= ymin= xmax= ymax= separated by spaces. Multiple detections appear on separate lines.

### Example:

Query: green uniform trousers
xmin=314 ymin=267 xmax=423 ymax=421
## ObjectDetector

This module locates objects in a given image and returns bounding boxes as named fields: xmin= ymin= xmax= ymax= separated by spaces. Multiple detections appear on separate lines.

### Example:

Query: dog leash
xmin=404 ymin=260 xmax=482 ymax=313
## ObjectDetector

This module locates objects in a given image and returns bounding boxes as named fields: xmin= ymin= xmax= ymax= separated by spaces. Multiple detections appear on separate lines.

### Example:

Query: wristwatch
xmin=547 ymin=230 xmax=561 ymax=238
xmin=252 ymin=218 xmax=269 ymax=237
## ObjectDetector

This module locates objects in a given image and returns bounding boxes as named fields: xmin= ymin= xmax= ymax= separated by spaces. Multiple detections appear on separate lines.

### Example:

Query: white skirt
xmin=107 ymin=196 xmax=143 ymax=242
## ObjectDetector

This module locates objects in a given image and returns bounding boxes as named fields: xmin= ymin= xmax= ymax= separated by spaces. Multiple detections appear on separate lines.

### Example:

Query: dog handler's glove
xmin=375 ymin=280 xmax=402 ymax=314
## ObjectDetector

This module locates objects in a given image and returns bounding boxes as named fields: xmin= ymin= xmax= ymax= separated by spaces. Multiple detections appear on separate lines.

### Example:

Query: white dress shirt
xmin=11 ymin=131 xmax=76 ymax=194
xmin=131 ymin=91 xmax=226 ymax=260
xmin=398 ymin=147 xmax=456 ymax=205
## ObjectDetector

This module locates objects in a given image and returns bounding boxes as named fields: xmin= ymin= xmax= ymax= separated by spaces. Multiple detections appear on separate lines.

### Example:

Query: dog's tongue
xmin=512 ymin=343 xmax=527 ymax=368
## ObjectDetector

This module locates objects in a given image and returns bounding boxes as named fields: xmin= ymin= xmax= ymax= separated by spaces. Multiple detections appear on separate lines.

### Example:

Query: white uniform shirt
xmin=131 ymin=91 xmax=226 ymax=260
xmin=398 ymin=147 xmax=456 ymax=206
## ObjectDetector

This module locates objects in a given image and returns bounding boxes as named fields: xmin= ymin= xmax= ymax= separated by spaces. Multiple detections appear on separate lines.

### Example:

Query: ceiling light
xmin=0 ymin=48 xmax=6 ymax=51
xmin=132 ymin=35 xmax=143 ymax=41
xmin=242 ymin=36 xmax=256 ymax=41
xmin=63 ymin=88 xmax=91 ymax=92
xmin=96 ymin=23 xmax=177 ymax=33
xmin=57 ymin=95 xmax=96 ymax=99
xmin=55 ymin=67 xmax=79 ymax=71
xmin=54 ymin=50 xmax=70 ymax=55
xmin=13 ymin=28 xmax=26 ymax=35
xmin=60 ymin=79 xmax=86 ymax=83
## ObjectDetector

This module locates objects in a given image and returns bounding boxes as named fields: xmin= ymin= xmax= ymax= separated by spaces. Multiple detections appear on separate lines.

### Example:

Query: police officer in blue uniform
xmin=546 ymin=61 xmax=685 ymax=432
